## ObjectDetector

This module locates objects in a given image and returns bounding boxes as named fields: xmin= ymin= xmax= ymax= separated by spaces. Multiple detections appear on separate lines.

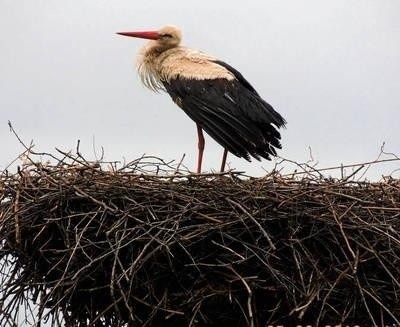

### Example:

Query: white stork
xmin=117 ymin=25 xmax=286 ymax=173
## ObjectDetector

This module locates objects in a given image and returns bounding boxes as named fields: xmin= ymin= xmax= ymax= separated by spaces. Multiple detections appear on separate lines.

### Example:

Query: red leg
xmin=196 ymin=124 xmax=205 ymax=173
xmin=220 ymin=148 xmax=228 ymax=172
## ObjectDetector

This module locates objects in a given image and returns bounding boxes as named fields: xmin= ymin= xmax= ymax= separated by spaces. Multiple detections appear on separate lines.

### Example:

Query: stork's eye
xmin=161 ymin=33 xmax=173 ymax=39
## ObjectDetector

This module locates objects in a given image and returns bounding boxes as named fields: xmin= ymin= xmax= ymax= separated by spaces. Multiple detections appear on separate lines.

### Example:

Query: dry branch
xmin=0 ymin=152 xmax=400 ymax=326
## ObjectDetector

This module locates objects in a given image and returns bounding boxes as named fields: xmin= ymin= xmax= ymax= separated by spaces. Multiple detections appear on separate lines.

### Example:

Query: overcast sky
xmin=1 ymin=1 xmax=399 ymax=180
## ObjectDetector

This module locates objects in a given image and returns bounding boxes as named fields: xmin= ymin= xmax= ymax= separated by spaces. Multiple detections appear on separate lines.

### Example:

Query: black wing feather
xmin=188 ymin=103 xmax=252 ymax=160
xmin=163 ymin=69 xmax=286 ymax=161
xmin=213 ymin=60 xmax=260 ymax=95
xmin=214 ymin=60 xmax=286 ymax=128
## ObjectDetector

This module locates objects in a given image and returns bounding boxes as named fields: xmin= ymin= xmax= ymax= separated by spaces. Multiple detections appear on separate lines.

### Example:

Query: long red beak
xmin=116 ymin=31 xmax=160 ymax=40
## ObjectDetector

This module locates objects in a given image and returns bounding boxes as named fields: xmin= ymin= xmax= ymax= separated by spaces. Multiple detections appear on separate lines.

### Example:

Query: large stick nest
xmin=0 ymin=151 xmax=400 ymax=326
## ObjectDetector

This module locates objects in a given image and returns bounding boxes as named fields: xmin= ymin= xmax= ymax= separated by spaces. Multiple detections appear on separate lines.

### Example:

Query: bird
xmin=117 ymin=25 xmax=286 ymax=173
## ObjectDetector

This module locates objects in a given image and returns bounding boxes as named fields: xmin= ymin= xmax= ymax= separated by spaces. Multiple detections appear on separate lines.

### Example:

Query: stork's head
xmin=117 ymin=25 xmax=182 ymax=49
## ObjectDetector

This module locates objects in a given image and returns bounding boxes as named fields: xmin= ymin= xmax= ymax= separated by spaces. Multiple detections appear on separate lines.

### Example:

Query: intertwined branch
xmin=0 ymin=150 xmax=399 ymax=326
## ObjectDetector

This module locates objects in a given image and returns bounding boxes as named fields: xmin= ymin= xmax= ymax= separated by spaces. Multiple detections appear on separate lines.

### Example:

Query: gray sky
xmin=1 ymin=0 xmax=399 ymax=179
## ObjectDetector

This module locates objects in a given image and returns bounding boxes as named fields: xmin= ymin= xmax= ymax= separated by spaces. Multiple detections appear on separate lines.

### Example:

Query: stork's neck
xmin=143 ymin=40 xmax=180 ymax=57
xmin=137 ymin=41 xmax=180 ymax=92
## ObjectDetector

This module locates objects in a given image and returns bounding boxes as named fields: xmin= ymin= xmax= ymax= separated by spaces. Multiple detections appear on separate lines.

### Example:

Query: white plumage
xmin=136 ymin=26 xmax=234 ymax=91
